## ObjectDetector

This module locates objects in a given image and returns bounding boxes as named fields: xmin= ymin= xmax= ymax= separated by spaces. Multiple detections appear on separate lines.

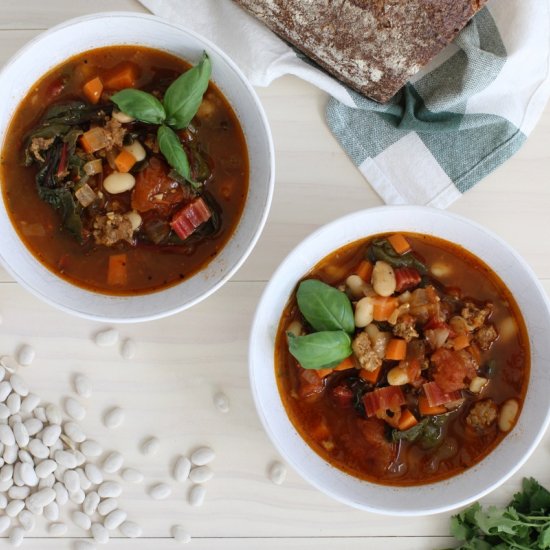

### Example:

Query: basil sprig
xmin=110 ymin=53 xmax=212 ymax=182
xmin=287 ymin=279 xmax=355 ymax=370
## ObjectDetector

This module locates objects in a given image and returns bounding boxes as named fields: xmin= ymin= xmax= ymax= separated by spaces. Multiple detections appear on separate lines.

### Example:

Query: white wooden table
xmin=0 ymin=2 xmax=549 ymax=548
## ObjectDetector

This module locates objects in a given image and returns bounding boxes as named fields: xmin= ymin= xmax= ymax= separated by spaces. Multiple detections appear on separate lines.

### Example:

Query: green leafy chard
xmin=287 ymin=331 xmax=352 ymax=370
xmin=368 ymin=238 xmax=428 ymax=274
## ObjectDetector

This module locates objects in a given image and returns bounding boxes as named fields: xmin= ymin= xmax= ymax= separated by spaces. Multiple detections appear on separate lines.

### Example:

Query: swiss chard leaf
xmin=368 ymin=238 xmax=428 ymax=274
xmin=287 ymin=331 xmax=352 ymax=370
xmin=157 ymin=125 xmax=191 ymax=181
xmin=37 ymin=186 xmax=83 ymax=242
xmin=391 ymin=418 xmax=428 ymax=443
xmin=296 ymin=279 xmax=355 ymax=334
xmin=111 ymin=89 xmax=166 ymax=124
xmin=164 ymin=52 xmax=211 ymax=129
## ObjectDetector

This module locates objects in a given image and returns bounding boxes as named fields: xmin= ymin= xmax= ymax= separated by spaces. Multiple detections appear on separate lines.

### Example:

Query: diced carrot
xmin=114 ymin=149 xmax=137 ymax=173
xmin=388 ymin=234 xmax=411 ymax=255
xmin=359 ymin=366 xmax=382 ymax=384
xmin=316 ymin=368 xmax=334 ymax=379
xmin=452 ymin=333 xmax=471 ymax=351
xmin=82 ymin=76 xmax=103 ymax=104
xmin=385 ymin=339 xmax=407 ymax=361
xmin=355 ymin=260 xmax=373 ymax=282
xmin=80 ymin=127 xmax=108 ymax=153
xmin=102 ymin=62 xmax=139 ymax=90
xmin=372 ymin=297 xmax=398 ymax=322
xmin=467 ymin=342 xmax=482 ymax=364
xmin=397 ymin=409 xmax=418 ymax=431
xmin=418 ymin=395 xmax=446 ymax=416
xmin=107 ymin=254 xmax=128 ymax=287
xmin=334 ymin=356 xmax=355 ymax=371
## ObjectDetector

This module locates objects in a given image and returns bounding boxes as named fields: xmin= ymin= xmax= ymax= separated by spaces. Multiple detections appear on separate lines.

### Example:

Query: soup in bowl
xmin=0 ymin=13 xmax=274 ymax=321
xmin=249 ymin=207 xmax=550 ymax=514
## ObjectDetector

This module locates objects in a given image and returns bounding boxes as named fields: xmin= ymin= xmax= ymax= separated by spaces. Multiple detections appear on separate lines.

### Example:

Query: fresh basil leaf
xmin=287 ymin=331 xmax=352 ymax=370
xmin=157 ymin=124 xmax=190 ymax=181
xmin=164 ymin=52 xmax=211 ymax=130
xmin=111 ymin=89 xmax=166 ymax=124
xmin=296 ymin=279 xmax=355 ymax=333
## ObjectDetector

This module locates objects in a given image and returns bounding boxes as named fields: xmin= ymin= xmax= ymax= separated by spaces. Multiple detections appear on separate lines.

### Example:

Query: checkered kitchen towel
xmin=140 ymin=0 xmax=550 ymax=207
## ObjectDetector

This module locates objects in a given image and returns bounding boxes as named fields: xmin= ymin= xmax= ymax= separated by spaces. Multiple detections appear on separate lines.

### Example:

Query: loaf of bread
xmin=233 ymin=0 xmax=487 ymax=102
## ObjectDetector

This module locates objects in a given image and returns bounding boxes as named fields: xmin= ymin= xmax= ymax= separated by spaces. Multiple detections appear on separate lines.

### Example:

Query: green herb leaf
xmin=164 ymin=52 xmax=211 ymax=129
xmin=368 ymin=238 xmax=428 ymax=274
xmin=157 ymin=124 xmax=191 ymax=181
xmin=391 ymin=418 xmax=428 ymax=443
xmin=296 ymin=279 xmax=355 ymax=334
xmin=37 ymin=187 xmax=83 ymax=242
xmin=110 ymin=89 xmax=166 ymax=124
xmin=287 ymin=331 xmax=352 ymax=370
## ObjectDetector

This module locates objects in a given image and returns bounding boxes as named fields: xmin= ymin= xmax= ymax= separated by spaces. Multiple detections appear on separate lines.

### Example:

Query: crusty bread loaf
xmin=233 ymin=0 xmax=487 ymax=103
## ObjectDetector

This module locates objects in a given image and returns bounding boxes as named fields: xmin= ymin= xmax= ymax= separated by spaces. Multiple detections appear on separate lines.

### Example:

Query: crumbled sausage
xmin=29 ymin=137 xmax=55 ymax=162
xmin=92 ymin=212 xmax=134 ymax=246
xmin=392 ymin=314 xmax=419 ymax=342
xmin=466 ymin=399 xmax=498 ymax=430
xmin=104 ymin=117 xmax=126 ymax=150
xmin=461 ymin=301 xmax=493 ymax=331
xmin=352 ymin=331 xmax=382 ymax=372
xmin=474 ymin=324 xmax=499 ymax=351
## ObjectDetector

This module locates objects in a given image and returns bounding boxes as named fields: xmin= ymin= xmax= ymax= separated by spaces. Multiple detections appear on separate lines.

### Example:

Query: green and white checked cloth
xmin=142 ymin=0 xmax=550 ymax=207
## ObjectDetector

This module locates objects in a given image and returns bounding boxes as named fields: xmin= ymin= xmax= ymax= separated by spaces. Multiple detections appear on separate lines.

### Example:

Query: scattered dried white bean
xmin=173 ymin=456 xmax=191 ymax=483
xmin=9 ymin=374 xmax=28 ymax=397
xmin=53 ymin=482 xmax=68 ymax=506
xmin=140 ymin=436 xmax=159 ymax=456
xmin=3 ymin=445 xmax=17 ymax=465
xmin=70 ymin=488 xmax=85 ymax=504
xmin=6 ymin=499 xmax=25 ymax=517
xmin=0 ymin=464 xmax=13 ymax=482
xmin=47 ymin=522 xmax=67 ymax=535
xmin=172 ymin=525 xmax=191 ymax=544
xmin=98 ymin=481 xmax=122 ymax=498
xmin=121 ymin=468 xmax=143 ymax=484
xmin=17 ymin=345 xmax=35 ymax=367
xmin=104 ymin=508 xmax=127 ymax=530
xmin=213 ymin=391 xmax=230 ymax=413
xmin=76 ymin=468 xmax=91 ymax=491
xmin=97 ymin=498 xmax=117 ymax=517
xmin=63 ymin=470 xmax=80 ymax=494
xmin=0 ymin=403 xmax=10 ymax=419
xmin=268 ymin=461 xmax=287 ymax=485
xmin=102 ymin=451 xmax=123 ymax=474
xmin=33 ymin=407 xmax=47 ymax=423
xmin=0 ymin=493 xmax=6 ymax=509
xmin=18 ymin=509 xmax=35 ymax=532
xmin=64 ymin=422 xmax=86 ymax=444
xmin=28 ymin=439 xmax=49 ymax=459
xmin=191 ymin=447 xmax=215 ymax=466
xmin=44 ymin=501 xmax=59 ymax=522
xmin=0 ymin=425 xmax=15 ymax=446
xmin=55 ymin=450 xmax=77 ymax=469
xmin=13 ymin=423 xmax=28 ymax=448
xmin=149 ymin=482 xmax=171 ymax=500
xmin=0 ymin=381 xmax=11 ymax=402
xmin=27 ymin=487 xmax=55 ymax=508
xmin=64 ymin=397 xmax=85 ymax=421
xmin=9 ymin=526 xmax=24 ymax=547
xmin=91 ymin=522 xmax=110 ymax=543
xmin=8 ymin=486 xmax=30 ymax=500
xmin=72 ymin=510 xmax=91 ymax=530
xmin=83 ymin=491 xmax=100 ymax=516
xmin=94 ymin=328 xmax=119 ymax=347
xmin=38 ymin=474 xmax=55 ymax=489
xmin=24 ymin=418 xmax=42 ymax=436
xmin=7 ymin=394 xmax=20 ymax=415
xmin=103 ymin=407 xmax=124 ymax=429
xmin=41 ymin=425 xmax=61 ymax=447
xmin=81 ymin=440 xmax=102 ymax=458
xmin=188 ymin=484 xmax=206 ymax=507
xmin=84 ymin=464 xmax=103 ymax=485
xmin=189 ymin=466 xmax=213 ymax=484
xmin=73 ymin=374 xmax=92 ymax=398
xmin=73 ymin=450 xmax=86 ymax=467
xmin=19 ymin=463 xmax=38 ymax=487
xmin=0 ymin=515 xmax=10 ymax=533
xmin=120 ymin=338 xmax=137 ymax=360
xmin=59 ymin=434 xmax=76 ymax=451
xmin=20 ymin=394 xmax=40 ymax=414
xmin=45 ymin=404 xmax=62 ymax=425
xmin=120 ymin=521 xmax=142 ymax=538
xmin=0 ymin=356 xmax=17 ymax=373
xmin=0 ymin=366 xmax=4 ymax=381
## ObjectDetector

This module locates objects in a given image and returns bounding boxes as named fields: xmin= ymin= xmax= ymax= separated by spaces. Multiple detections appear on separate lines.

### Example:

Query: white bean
xmin=0 ymin=366 xmax=4 ymax=381
xmin=28 ymin=439 xmax=49 ymax=459
xmin=3 ymin=445 xmax=17 ymax=465
xmin=372 ymin=261 xmax=396 ymax=297
xmin=33 ymin=407 xmax=47 ymax=423
xmin=104 ymin=509 xmax=127 ymax=530
xmin=120 ymin=521 xmax=142 ymax=538
xmin=103 ymin=172 xmax=136 ymax=194
xmin=0 ymin=381 xmax=11 ymax=402
xmin=140 ymin=436 xmax=159 ymax=455
xmin=0 ymin=515 xmax=10 ymax=533
xmin=9 ymin=526 xmax=24 ymax=547
xmin=213 ymin=391 xmax=230 ymax=413
xmin=64 ymin=422 xmax=86 ymax=443
xmin=8 ymin=486 xmax=30 ymax=500
xmin=98 ymin=481 xmax=122 ymax=498
xmin=0 ymin=356 xmax=18 ymax=374
xmin=17 ymin=345 xmax=35 ymax=367
xmin=91 ymin=522 xmax=110 ymax=543
xmin=94 ymin=328 xmax=119 ymax=347
xmin=45 ymin=404 xmax=62 ymax=425
xmin=13 ymin=422 xmax=28 ymax=448
xmin=268 ymin=461 xmax=287 ymax=485
xmin=387 ymin=366 xmax=410 ymax=386
xmin=53 ymin=482 xmax=68 ymax=506
xmin=73 ymin=374 xmax=92 ymax=398
xmin=148 ymin=482 xmax=171 ymax=500
xmin=469 ymin=376 xmax=488 ymax=394
xmin=20 ymin=394 xmax=40 ymax=414
xmin=430 ymin=261 xmax=452 ymax=278
xmin=25 ymin=418 xmax=43 ymax=436
xmin=0 ymin=425 xmax=15 ymax=446
xmin=173 ymin=456 xmax=191 ymax=482
xmin=172 ymin=525 xmax=191 ymax=543
xmin=76 ymin=468 xmax=91 ymax=491
xmin=499 ymin=398 xmax=519 ymax=432
xmin=63 ymin=470 xmax=80 ymax=494
xmin=72 ymin=510 xmax=91 ymax=530
xmin=0 ymin=464 xmax=12 ymax=482
xmin=346 ymin=274 xmax=369 ymax=299
xmin=7 ymin=394 xmax=20 ymax=415
xmin=191 ymin=447 xmax=215 ymax=466
xmin=70 ymin=488 xmax=85 ymax=505
xmin=125 ymin=213 xmax=142 ymax=233
xmin=38 ymin=474 xmax=55 ymax=489
xmin=18 ymin=463 xmax=38 ymax=487
xmin=83 ymin=491 xmax=100 ymax=516
xmin=102 ymin=451 xmax=123 ymax=474
xmin=499 ymin=316 xmax=518 ymax=342
xmin=6 ymin=499 xmax=24 ymax=517
xmin=36 ymin=461 xmax=57 ymax=479
xmin=103 ymin=407 xmax=124 ymax=429
xmin=27 ymin=487 xmax=55 ymax=508
xmin=47 ymin=522 xmax=67 ymax=535
xmin=54 ymin=450 xmax=77 ymax=469
xmin=97 ymin=498 xmax=117 ymax=517
xmin=189 ymin=466 xmax=213 ymax=484
xmin=41 ymin=425 xmax=61 ymax=447
xmin=0 ymin=404 xmax=10 ymax=419
xmin=85 ymin=463 xmax=103 ymax=485
xmin=121 ymin=468 xmax=143 ymax=484
xmin=44 ymin=501 xmax=59 ymax=522
xmin=81 ymin=440 xmax=102 ymax=458
xmin=354 ymin=296 xmax=374 ymax=327
xmin=0 ymin=493 xmax=7 ymax=508
xmin=64 ymin=397 xmax=85 ymax=421
xmin=120 ymin=338 xmax=137 ymax=360
xmin=112 ymin=110 xmax=135 ymax=123
xmin=123 ymin=140 xmax=146 ymax=161
xmin=188 ymin=484 xmax=206 ymax=507
xmin=9 ymin=374 xmax=28 ymax=397
xmin=18 ymin=509 xmax=35 ymax=532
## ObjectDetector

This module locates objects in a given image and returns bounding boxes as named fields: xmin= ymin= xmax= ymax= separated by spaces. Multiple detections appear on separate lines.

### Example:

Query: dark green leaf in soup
xmin=287 ymin=331 xmax=352 ymax=370
xmin=42 ymin=100 xmax=111 ymax=126
xmin=296 ymin=279 xmax=355 ymax=333
xmin=368 ymin=238 xmax=428 ymax=274
xmin=157 ymin=124 xmax=191 ymax=181
xmin=110 ymin=89 xmax=166 ymax=125
xmin=163 ymin=52 xmax=211 ymax=130
xmin=37 ymin=187 xmax=83 ymax=242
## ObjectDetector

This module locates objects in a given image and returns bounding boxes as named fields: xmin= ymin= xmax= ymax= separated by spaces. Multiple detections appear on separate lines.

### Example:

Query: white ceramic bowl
xmin=0 ymin=13 xmax=274 ymax=322
xmin=249 ymin=206 xmax=550 ymax=515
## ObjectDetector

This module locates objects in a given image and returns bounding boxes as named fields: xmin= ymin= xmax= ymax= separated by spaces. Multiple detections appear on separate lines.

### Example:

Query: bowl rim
xmin=0 ymin=11 xmax=275 ymax=323
xmin=249 ymin=205 xmax=550 ymax=515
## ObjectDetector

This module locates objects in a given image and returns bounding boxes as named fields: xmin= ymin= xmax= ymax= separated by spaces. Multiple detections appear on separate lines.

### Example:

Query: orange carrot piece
xmin=372 ymin=297 xmax=398 ymax=322
xmin=80 ymin=127 xmax=108 ymax=154
xmin=83 ymin=76 xmax=103 ymax=104
xmin=316 ymin=367 xmax=334 ymax=379
xmin=397 ymin=409 xmax=418 ymax=431
xmin=107 ymin=254 xmax=128 ymax=287
xmin=467 ymin=342 xmax=482 ymax=364
xmin=103 ymin=62 xmax=139 ymax=90
xmin=355 ymin=260 xmax=373 ymax=282
xmin=385 ymin=339 xmax=407 ymax=361
xmin=359 ymin=366 xmax=382 ymax=384
xmin=114 ymin=149 xmax=137 ymax=173
xmin=388 ymin=234 xmax=411 ymax=255
xmin=334 ymin=356 xmax=355 ymax=371
xmin=452 ymin=333 xmax=470 ymax=351
xmin=418 ymin=395 xmax=446 ymax=416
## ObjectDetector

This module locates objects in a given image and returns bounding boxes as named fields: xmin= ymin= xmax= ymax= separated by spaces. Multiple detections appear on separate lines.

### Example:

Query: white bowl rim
xmin=0 ymin=12 xmax=275 ymax=323
xmin=249 ymin=205 xmax=550 ymax=515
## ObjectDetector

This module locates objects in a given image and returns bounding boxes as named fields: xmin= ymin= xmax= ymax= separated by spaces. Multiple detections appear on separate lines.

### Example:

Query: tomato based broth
xmin=275 ymin=233 xmax=529 ymax=485
xmin=0 ymin=46 xmax=248 ymax=295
